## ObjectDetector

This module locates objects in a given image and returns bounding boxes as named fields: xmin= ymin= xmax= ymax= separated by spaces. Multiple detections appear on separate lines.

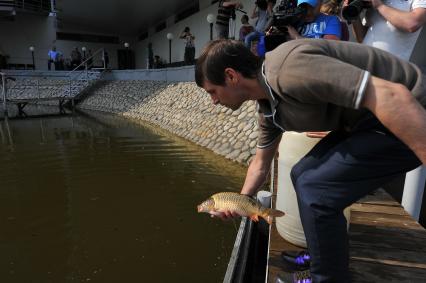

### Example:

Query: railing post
xmin=37 ymin=79 xmax=40 ymax=99
xmin=103 ymin=48 xmax=106 ymax=69
xmin=69 ymin=79 xmax=72 ymax=97
xmin=1 ymin=73 xmax=7 ymax=114
xmin=402 ymin=166 xmax=426 ymax=221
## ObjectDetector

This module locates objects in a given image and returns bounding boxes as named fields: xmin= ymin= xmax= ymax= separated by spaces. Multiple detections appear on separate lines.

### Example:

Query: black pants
xmin=184 ymin=47 xmax=195 ymax=65
xmin=47 ymin=59 xmax=56 ymax=70
xmin=290 ymin=115 xmax=421 ymax=282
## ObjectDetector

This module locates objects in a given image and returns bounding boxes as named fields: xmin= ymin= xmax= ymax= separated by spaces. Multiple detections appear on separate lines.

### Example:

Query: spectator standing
xmin=55 ymin=53 xmax=65 ymax=70
xmin=153 ymin=55 xmax=164 ymax=69
xmin=0 ymin=47 xmax=8 ymax=69
xmin=70 ymin=47 xmax=82 ymax=69
xmin=244 ymin=0 xmax=271 ymax=48
xmin=351 ymin=0 xmax=426 ymax=62
xmin=47 ymin=46 xmax=58 ymax=70
xmin=103 ymin=50 xmax=109 ymax=69
xmin=239 ymin=14 xmax=255 ymax=41
xmin=215 ymin=0 xmax=244 ymax=39
xmin=147 ymin=43 xmax=154 ymax=69
xmin=87 ymin=49 xmax=93 ymax=68
xmin=180 ymin=27 xmax=196 ymax=65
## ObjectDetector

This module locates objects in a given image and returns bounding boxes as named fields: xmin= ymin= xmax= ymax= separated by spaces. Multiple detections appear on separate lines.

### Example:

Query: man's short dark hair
xmin=195 ymin=40 xmax=261 ymax=87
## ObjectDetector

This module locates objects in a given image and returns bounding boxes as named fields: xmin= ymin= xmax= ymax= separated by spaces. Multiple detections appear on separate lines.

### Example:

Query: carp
xmin=197 ymin=192 xmax=285 ymax=225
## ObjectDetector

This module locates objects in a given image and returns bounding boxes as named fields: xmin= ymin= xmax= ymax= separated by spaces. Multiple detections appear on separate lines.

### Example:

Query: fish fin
xmin=250 ymin=214 xmax=259 ymax=222
xmin=261 ymin=208 xmax=285 ymax=225
xmin=265 ymin=208 xmax=285 ymax=218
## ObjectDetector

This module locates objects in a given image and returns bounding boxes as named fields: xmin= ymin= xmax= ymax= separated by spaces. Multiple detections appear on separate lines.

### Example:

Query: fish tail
xmin=261 ymin=208 xmax=285 ymax=225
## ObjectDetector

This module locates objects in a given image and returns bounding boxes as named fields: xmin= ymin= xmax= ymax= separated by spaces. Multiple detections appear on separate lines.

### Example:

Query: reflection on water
xmin=0 ymin=108 xmax=246 ymax=283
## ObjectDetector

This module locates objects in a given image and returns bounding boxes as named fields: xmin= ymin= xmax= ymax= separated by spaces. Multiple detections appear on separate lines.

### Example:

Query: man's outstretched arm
xmin=362 ymin=76 xmax=426 ymax=164
xmin=210 ymin=135 xmax=281 ymax=220
xmin=240 ymin=136 xmax=282 ymax=196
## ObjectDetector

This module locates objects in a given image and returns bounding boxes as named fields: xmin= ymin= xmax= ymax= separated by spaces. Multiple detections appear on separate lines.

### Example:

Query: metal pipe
xmin=402 ymin=166 xmax=426 ymax=221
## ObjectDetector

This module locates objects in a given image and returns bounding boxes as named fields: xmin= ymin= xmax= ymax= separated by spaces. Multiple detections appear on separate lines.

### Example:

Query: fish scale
xmin=212 ymin=192 xmax=260 ymax=215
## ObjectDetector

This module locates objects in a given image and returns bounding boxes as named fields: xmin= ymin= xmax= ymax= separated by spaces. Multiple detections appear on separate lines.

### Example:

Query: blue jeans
xmin=244 ymin=31 xmax=264 ymax=48
xmin=290 ymin=114 xmax=421 ymax=282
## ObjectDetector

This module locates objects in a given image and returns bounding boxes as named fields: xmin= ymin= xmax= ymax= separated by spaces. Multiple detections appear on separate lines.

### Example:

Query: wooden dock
xmin=267 ymin=189 xmax=426 ymax=282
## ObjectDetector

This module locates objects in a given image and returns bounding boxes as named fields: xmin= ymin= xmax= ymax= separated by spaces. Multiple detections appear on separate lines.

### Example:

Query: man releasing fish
xmin=197 ymin=192 xmax=285 ymax=225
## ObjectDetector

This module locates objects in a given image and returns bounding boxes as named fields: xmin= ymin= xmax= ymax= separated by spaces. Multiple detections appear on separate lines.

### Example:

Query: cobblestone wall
xmin=78 ymin=80 xmax=259 ymax=164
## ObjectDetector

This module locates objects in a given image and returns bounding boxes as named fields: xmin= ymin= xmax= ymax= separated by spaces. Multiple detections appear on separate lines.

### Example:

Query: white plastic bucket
xmin=275 ymin=132 xmax=351 ymax=248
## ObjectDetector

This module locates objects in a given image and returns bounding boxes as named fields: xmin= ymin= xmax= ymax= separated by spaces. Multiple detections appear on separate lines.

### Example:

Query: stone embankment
xmin=78 ymin=80 xmax=259 ymax=164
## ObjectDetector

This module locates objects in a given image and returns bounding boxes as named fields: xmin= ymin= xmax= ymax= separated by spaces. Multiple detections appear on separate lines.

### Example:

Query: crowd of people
xmin=201 ymin=1 xmax=426 ymax=283
xmin=47 ymin=46 xmax=104 ymax=71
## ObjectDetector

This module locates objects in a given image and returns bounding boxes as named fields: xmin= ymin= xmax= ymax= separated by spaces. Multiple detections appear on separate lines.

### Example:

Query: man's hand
xmin=209 ymin=210 xmax=241 ymax=220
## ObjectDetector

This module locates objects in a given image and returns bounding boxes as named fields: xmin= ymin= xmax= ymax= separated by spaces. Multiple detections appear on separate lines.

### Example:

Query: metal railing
xmin=2 ymin=48 xmax=106 ymax=110
xmin=14 ymin=0 xmax=52 ymax=13
xmin=1 ymin=72 xmax=16 ymax=113
xmin=66 ymin=48 xmax=106 ymax=81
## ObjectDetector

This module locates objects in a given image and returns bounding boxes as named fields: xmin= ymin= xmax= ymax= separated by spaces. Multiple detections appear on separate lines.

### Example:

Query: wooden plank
xmin=350 ymin=202 xmax=407 ymax=215
xmin=267 ymin=185 xmax=426 ymax=282
xmin=350 ymin=211 xmax=424 ymax=230
xmin=350 ymin=260 xmax=426 ymax=282
xmin=350 ymin=246 xmax=426 ymax=267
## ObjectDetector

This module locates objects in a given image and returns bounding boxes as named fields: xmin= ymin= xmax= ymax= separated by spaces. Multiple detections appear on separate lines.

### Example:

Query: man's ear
xmin=224 ymin=68 xmax=239 ymax=85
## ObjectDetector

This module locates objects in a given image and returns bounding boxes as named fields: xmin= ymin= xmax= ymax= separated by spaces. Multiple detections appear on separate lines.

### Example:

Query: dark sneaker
xmin=280 ymin=250 xmax=311 ymax=271
xmin=276 ymin=270 xmax=312 ymax=283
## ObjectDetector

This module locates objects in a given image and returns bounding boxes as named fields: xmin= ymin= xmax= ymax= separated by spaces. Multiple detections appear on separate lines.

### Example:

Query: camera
xmin=341 ymin=0 xmax=371 ymax=21
xmin=264 ymin=0 xmax=307 ymax=52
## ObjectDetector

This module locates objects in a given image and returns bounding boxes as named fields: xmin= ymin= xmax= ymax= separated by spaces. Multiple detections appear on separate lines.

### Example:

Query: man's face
xmin=302 ymin=4 xmax=321 ymax=23
xmin=203 ymin=78 xmax=245 ymax=111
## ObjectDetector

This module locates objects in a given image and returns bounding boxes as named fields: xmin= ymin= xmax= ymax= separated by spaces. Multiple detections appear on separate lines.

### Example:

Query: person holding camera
xmin=180 ymin=27 xmax=196 ymax=65
xmin=239 ymin=14 xmax=255 ymax=41
xmin=195 ymin=38 xmax=426 ymax=283
xmin=286 ymin=0 xmax=342 ymax=40
xmin=244 ymin=0 xmax=272 ymax=48
xmin=350 ymin=0 xmax=426 ymax=61
xmin=215 ymin=0 xmax=244 ymax=39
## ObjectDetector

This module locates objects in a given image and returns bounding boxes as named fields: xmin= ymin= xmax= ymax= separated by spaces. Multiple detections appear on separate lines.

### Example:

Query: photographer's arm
xmin=366 ymin=0 xmax=426 ymax=32
xmin=372 ymin=2 xmax=426 ymax=33
xmin=361 ymin=76 xmax=426 ymax=164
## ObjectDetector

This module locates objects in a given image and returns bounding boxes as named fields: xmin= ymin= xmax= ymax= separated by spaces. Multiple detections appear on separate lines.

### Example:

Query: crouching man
xmin=195 ymin=39 xmax=426 ymax=283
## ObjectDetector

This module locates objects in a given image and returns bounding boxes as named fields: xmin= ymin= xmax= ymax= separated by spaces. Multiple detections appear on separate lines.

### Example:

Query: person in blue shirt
xmin=47 ymin=46 xmax=58 ymax=70
xmin=287 ymin=0 xmax=342 ymax=40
